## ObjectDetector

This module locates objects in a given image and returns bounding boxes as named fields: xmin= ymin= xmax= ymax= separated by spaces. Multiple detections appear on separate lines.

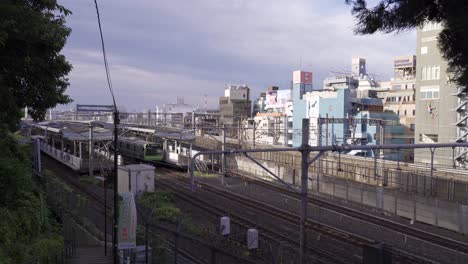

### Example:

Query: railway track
xmin=156 ymin=171 xmax=349 ymax=264
xmin=47 ymin=163 xmax=203 ymax=264
xmin=158 ymin=167 xmax=445 ymax=264
xmin=226 ymin=170 xmax=468 ymax=256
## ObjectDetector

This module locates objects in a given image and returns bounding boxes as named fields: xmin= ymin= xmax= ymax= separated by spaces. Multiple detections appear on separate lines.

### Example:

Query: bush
xmin=0 ymin=131 xmax=63 ymax=263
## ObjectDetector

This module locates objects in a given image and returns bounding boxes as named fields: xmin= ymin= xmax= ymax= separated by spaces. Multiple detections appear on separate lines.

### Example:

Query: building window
xmin=422 ymin=21 xmax=442 ymax=31
xmin=392 ymin=84 xmax=401 ymax=90
xmin=421 ymin=65 xmax=441 ymax=81
xmin=412 ymin=109 xmax=415 ymax=115
xmin=421 ymin=46 xmax=428 ymax=54
xmin=419 ymin=133 xmax=438 ymax=143
xmin=404 ymin=110 xmax=407 ymax=116
xmin=434 ymin=66 xmax=440 ymax=79
xmin=420 ymin=85 xmax=440 ymax=100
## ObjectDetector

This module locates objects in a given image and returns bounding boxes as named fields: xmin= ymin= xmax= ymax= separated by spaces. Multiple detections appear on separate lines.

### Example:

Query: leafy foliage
xmin=139 ymin=191 xmax=183 ymax=223
xmin=0 ymin=0 xmax=73 ymax=130
xmin=0 ymin=130 xmax=63 ymax=263
xmin=346 ymin=0 xmax=468 ymax=90
xmin=139 ymin=191 xmax=204 ymax=236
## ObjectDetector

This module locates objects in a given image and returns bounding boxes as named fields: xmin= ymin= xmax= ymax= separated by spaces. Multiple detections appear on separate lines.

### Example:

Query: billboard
xmin=293 ymin=71 xmax=313 ymax=84
xmin=118 ymin=192 xmax=137 ymax=249
xmin=265 ymin=90 xmax=291 ymax=109
xmin=394 ymin=56 xmax=416 ymax=68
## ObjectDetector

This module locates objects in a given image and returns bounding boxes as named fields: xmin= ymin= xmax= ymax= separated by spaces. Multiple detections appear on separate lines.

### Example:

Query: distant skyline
xmin=58 ymin=0 xmax=415 ymax=112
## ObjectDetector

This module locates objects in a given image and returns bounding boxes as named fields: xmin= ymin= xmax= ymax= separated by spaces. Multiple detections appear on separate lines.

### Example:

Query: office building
xmin=414 ymin=21 xmax=461 ymax=166
xmin=219 ymin=84 xmax=252 ymax=126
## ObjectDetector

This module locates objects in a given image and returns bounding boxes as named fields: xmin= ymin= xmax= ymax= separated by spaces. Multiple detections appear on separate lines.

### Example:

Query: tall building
xmin=352 ymin=57 xmax=367 ymax=77
xmin=382 ymin=56 xmax=417 ymax=161
xmin=292 ymin=70 xmax=313 ymax=146
xmin=414 ymin=21 xmax=460 ymax=166
xmin=219 ymin=84 xmax=252 ymax=126
xmin=246 ymin=86 xmax=293 ymax=146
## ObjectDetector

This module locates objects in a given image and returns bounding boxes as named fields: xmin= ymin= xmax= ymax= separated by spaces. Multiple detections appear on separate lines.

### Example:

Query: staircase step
xmin=69 ymin=247 xmax=113 ymax=264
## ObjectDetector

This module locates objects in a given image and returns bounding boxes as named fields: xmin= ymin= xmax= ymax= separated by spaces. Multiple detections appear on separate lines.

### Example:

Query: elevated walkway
xmin=69 ymin=247 xmax=112 ymax=264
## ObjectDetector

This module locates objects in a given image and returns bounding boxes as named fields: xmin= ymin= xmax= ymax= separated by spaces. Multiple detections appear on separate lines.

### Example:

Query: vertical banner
xmin=118 ymin=192 xmax=137 ymax=249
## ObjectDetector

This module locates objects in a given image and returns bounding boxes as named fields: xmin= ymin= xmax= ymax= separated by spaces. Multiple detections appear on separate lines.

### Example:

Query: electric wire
xmin=93 ymin=0 xmax=117 ymax=109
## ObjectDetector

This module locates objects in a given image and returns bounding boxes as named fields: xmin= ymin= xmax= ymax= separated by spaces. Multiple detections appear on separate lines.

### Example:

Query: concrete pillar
xmin=461 ymin=204 xmax=468 ymax=234
xmin=360 ymin=182 xmax=364 ymax=205
xmin=89 ymin=125 xmax=94 ymax=177
xmin=78 ymin=142 xmax=82 ymax=158
xmin=376 ymin=186 xmax=384 ymax=210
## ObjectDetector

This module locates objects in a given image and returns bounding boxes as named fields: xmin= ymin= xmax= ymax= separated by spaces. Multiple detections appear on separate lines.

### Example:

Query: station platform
xmin=69 ymin=247 xmax=112 ymax=264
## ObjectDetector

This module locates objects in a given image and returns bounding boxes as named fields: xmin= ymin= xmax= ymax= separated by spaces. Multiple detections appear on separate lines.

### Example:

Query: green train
xmin=118 ymin=137 xmax=164 ymax=161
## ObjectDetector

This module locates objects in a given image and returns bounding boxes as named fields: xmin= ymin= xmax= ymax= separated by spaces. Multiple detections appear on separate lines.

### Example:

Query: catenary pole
xmin=299 ymin=118 xmax=310 ymax=263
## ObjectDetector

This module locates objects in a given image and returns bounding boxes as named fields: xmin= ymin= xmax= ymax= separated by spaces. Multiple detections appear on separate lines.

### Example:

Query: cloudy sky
xmin=59 ymin=0 xmax=415 ymax=112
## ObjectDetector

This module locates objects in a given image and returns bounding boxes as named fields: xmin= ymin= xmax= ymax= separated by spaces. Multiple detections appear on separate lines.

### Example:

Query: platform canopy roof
xmin=34 ymin=121 xmax=113 ymax=141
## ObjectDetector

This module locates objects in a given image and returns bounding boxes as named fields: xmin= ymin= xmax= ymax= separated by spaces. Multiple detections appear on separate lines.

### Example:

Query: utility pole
xmin=89 ymin=123 xmax=94 ymax=177
xmin=283 ymin=115 xmax=288 ymax=147
xmin=253 ymin=120 xmax=256 ymax=148
xmin=238 ymin=119 xmax=241 ymax=147
xmin=222 ymin=124 xmax=226 ymax=185
xmin=113 ymin=110 xmax=120 ymax=263
xmin=299 ymin=118 xmax=310 ymax=264
xmin=317 ymin=118 xmax=322 ymax=191
xmin=325 ymin=113 xmax=329 ymax=146
xmin=147 ymin=109 xmax=151 ymax=125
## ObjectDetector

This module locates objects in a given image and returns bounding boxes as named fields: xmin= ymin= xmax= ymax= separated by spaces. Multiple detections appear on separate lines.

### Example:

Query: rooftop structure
xmin=219 ymin=84 xmax=252 ymax=128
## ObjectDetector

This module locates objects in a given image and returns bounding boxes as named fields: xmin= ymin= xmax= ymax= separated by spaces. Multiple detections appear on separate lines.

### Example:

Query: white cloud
xmin=62 ymin=49 xmax=222 ymax=111
xmin=60 ymin=0 xmax=416 ymax=110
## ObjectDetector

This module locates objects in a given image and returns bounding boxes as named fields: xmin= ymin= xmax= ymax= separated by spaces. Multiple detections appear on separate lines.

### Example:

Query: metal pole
xmin=222 ymin=124 xmax=226 ymax=185
xmin=238 ymin=119 xmax=241 ymax=147
xmin=253 ymin=120 xmax=256 ymax=148
xmin=430 ymin=147 xmax=435 ymax=179
xmin=325 ymin=113 xmax=329 ymax=146
xmin=113 ymin=111 xmax=120 ymax=263
xmin=89 ymin=124 xmax=94 ymax=177
xmin=452 ymin=147 xmax=456 ymax=169
xmin=317 ymin=118 xmax=322 ymax=191
xmin=145 ymin=222 xmax=148 ymax=264
xmin=299 ymin=118 xmax=310 ymax=264
xmin=174 ymin=232 xmax=179 ymax=264
xmin=192 ymin=111 xmax=195 ymax=131
xmin=104 ymin=171 xmax=107 ymax=256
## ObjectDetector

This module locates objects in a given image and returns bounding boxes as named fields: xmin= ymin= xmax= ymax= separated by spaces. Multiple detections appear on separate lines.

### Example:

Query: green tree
xmin=0 ymin=131 xmax=63 ymax=263
xmin=0 ymin=0 xmax=72 ymax=130
xmin=345 ymin=0 xmax=468 ymax=89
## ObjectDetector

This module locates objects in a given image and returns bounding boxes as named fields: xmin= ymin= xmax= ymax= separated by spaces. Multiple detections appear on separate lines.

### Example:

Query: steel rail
xmin=162 ymin=167 xmax=440 ymax=264
xmin=157 ymin=173 xmax=347 ymax=264
xmin=227 ymin=170 xmax=468 ymax=256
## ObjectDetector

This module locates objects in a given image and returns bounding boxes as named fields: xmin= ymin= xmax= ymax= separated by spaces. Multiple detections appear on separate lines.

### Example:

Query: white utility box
xmin=118 ymin=164 xmax=155 ymax=196
xmin=220 ymin=216 xmax=230 ymax=235
xmin=247 ymin=228 xmax=258 ymax=249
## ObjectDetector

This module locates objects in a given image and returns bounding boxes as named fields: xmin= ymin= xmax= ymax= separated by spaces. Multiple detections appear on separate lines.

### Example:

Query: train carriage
xmin=118 ymin=137 xmax=164 ymax=161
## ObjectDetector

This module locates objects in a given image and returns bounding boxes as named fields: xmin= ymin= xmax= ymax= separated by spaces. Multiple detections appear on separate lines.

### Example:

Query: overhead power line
xmin=93 ymin=0 xmax=116 ymax=109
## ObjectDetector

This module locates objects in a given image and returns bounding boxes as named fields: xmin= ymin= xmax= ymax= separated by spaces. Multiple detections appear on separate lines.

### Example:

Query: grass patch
xmin=138 ymin=191 xmax=203 ymax=236
xmin=79 ymin=175 xmax=100 ymax=186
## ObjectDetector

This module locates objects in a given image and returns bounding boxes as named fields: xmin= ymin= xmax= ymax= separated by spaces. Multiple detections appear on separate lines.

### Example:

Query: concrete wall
xmin=226 ymin=154 xmax=468 ymax=234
